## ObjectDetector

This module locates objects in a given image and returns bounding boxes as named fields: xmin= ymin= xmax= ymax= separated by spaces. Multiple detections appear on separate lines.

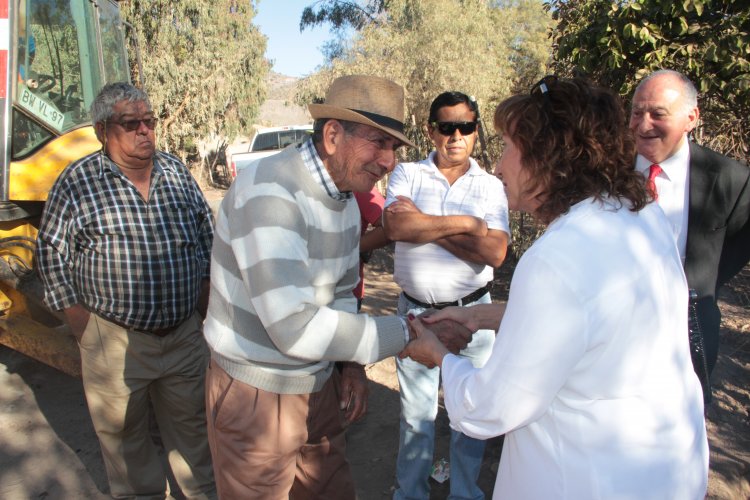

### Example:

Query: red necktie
xmin=647 ymin=164 xmax=662 ymax=201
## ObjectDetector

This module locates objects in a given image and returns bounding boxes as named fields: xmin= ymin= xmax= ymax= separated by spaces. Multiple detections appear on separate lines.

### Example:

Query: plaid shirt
xmin=36 ymin=150 xmax=214 ymax=330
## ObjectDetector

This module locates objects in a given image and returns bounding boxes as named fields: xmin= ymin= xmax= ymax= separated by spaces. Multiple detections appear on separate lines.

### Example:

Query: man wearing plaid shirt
xmin=36 ymin=82 xmax=216 ymax=499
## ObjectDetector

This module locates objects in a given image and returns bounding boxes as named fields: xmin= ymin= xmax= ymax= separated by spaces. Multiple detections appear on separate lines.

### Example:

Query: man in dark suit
xmin=630 ymin=69 xmax=750 ymax=400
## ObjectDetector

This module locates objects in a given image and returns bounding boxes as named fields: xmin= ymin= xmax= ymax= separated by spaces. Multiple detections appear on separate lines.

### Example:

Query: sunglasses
xmin=108 ymin=117 xmax=158 ymax=131
xmin=430 ymin=121 xmax=478 ymax=136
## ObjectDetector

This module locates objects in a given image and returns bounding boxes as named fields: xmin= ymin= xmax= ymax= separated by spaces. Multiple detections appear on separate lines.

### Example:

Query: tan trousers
xmin=79 ymin=312 xmax=216 ymax=499
xmin=205 ymin=360 xmax=356 ymax=499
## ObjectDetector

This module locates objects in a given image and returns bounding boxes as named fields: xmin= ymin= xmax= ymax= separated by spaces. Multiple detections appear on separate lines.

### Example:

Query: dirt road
xmin=0 ymin=245 xmax=748 ymax=499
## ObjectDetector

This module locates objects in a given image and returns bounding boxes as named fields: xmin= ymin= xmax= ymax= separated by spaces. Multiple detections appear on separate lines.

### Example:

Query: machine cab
xmin=1 ymin=0 xmax=131 ymax=204
xmin=0 ymin=0 xmax=132 ymax=376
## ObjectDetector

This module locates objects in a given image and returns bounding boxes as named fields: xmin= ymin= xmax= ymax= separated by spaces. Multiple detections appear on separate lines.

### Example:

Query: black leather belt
xmin=403 ymin=283 xmax=490 ymax=310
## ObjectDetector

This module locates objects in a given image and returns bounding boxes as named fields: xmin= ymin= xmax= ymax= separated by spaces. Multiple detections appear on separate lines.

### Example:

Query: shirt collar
xmin=97 ymin=150 xmax=164 ymax=178
xmin=298 ymin=138 xmax=352 ymax=201
xmin=635 ymin=136 xmax=690 ymax=181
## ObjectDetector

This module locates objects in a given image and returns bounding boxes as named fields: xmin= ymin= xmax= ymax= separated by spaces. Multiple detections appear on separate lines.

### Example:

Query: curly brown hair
xmin=494 ymin=77 xmax=649 ymax=224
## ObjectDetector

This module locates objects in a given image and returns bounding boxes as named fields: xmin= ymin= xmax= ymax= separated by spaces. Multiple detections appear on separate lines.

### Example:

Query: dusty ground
xmin=0 ymin=223 xmax=748 ymax=499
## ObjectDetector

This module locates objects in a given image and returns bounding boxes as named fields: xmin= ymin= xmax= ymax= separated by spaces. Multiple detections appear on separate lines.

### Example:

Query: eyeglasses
xmin=107 ymin=117 xmax=158 ymax=131
xmin=530 ymin=75 xmax=558 ymax=97
xmin=430 ymin=121 xmax=478 ymax=136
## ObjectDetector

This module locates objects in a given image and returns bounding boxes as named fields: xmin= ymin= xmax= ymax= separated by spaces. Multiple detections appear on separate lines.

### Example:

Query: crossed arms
xmin=383 ymin=195 xmax=508 ymax=268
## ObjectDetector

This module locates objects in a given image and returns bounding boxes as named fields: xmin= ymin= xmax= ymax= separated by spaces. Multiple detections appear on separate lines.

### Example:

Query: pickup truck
xmin=229 ymin=124 xmax=313 ymax=178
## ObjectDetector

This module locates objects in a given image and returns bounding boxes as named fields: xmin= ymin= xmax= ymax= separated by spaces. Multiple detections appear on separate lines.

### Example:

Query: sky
xmin=254 ymin=1 xmax=333 ymax=78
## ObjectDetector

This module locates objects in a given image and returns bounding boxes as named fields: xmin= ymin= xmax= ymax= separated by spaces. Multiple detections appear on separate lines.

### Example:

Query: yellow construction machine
xmin=0 ymin=0 xmax=131 ymax=376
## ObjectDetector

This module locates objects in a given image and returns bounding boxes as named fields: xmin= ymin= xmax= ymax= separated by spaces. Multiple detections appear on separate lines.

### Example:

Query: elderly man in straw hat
xmin=203 ymin=75 xmax=474 ymax=498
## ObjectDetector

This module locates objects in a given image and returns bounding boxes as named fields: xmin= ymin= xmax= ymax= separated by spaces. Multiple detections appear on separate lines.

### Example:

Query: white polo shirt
xmin=385 ymin=152 xmax=510 ymax=303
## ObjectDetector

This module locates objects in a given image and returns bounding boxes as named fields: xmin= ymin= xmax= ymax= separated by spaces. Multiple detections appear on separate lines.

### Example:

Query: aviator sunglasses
xmin=107 ymin=117 xmax=159 ymax=131
xmin=430 ymin=121 xmax=478 ymax=136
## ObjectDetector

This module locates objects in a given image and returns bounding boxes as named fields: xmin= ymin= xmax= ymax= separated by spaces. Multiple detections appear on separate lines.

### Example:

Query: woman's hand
xmin=420 ymin=306 xmax=480 ymax=334
xmin=421 ymin=303 xmax=505 ymax=333
xmin=399 ymin=316 xmax=451 ymax=368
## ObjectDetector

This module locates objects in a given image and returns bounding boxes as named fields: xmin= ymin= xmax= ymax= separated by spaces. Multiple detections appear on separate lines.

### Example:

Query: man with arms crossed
xmin=630 ymin=69 xmax=750 ymax=401
xmin=385 ymin=91 xmax=509 ymax=499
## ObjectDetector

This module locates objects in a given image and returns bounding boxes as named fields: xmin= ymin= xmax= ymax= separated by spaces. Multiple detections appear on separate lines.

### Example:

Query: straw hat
xmin=308 ymin=75 xmax=416 ymax=148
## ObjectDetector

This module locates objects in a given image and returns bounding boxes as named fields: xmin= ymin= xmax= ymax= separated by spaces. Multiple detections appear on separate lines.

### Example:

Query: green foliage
xmin=300 ymin=0 xmax=388 ymax=60
xmin=299 ymin=0 xmax=553 ymax=260
xmin=297 ymin=0 xmax=554 ymax=166
xmin=122 ymin=0 xmax=270 ymax=157
xmin=549 ymin=0 xmax=750 ymax=162
xmin=300 ymin=0 xmax=387 ymax=30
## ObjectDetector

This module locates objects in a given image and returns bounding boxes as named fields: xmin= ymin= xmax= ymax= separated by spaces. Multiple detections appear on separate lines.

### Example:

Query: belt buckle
xmin=432 ymin=300 xmax=457 ymax=310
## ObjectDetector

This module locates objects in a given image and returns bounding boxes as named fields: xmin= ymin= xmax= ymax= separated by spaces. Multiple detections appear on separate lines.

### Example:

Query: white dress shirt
xmin=636 ymin=137 xmax=691 ymax=262
xmin=440 ymin=197 xmax=708 ymax=499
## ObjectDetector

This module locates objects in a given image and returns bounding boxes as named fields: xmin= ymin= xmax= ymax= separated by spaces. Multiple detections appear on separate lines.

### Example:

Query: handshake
xmin=398 ymin=303 xmax=503 ymax=368
xmin=399 ymin=308 xmax=474 ymax=369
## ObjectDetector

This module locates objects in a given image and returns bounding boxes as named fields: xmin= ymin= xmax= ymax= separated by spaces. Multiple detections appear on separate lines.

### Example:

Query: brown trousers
xmin=205 ymin=360 xmax=356 ymax=499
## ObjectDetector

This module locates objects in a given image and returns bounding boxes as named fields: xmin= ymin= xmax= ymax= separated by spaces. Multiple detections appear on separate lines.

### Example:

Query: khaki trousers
xmin=205 ymin=360 xmax=356 ymax=499
xmin=79 ymin=312 xmax=216 ymax=499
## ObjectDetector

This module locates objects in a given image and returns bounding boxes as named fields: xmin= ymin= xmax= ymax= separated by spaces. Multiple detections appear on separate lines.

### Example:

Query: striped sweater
xmin=204 ymin=146 xmax=406 ymax=394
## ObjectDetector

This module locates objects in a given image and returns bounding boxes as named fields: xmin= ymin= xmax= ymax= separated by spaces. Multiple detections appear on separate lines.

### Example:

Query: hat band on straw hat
xmin=351 ymin=108 xmax=405 ymax=134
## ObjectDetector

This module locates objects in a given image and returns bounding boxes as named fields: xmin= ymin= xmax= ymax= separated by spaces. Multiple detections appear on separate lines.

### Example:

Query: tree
xmin=300 ymin=0 xmax=387 ymax=60
xmin=548 ymin=0 xmax=749 ymax=162
xmin=301 ymin=0 xmax=387 ymax=30
xmin=299 ymin=0 xmax=552 ymax=260
xmin=122 ymin=0 xmax=269 ymax=159
xmin=297 ymin=0 xmax=554 ymax=165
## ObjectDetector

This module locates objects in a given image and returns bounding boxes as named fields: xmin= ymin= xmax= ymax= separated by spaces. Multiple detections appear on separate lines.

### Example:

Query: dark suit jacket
xmin=683 ymin=141 xmax=750 ymax=374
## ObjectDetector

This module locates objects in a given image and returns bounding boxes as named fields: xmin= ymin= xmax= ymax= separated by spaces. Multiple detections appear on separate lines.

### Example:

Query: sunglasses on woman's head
xmin=530 ymin=75 xmax=558 ymax=97
xmin=430 ymin=121 xmax=478 ymax=136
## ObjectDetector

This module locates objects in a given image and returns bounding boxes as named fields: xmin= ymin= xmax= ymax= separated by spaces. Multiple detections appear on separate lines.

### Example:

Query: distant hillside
xmin=266 ymin=72 xmax=301 ymax=100
xmin=257 ymin=72 xmax=311 ymax=127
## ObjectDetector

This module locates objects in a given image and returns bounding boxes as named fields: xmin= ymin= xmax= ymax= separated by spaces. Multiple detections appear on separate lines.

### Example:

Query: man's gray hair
xmin=90 ymin=82 xmax=151 ymax=124
xmin=638 ymin=69 xmax=698 ymax=110
xmin=311 ymin=118 xmax=360 ymax=144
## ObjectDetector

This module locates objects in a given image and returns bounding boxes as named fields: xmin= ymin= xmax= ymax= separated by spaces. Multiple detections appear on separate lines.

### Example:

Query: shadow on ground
xmin=0 ymin=345 xmax=108 ymax=499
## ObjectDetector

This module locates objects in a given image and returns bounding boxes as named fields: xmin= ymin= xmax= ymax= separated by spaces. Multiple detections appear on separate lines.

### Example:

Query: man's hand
xmin=63 ymin=304 xmax=91 ymax=342
xmin=411 ymin=311 xmax=473 ymax=354
xmin=435 ymin=229 xmax=509 ymax=268
xmin=399 ymin=316 xmax=450 ymax=368
xmin=339 ymin=362 xmax=369 ymax=424
xmin=197 ymin=278 xmax=210 ymax=319
xmin=384 ymin=196 xmax=487 ymax=243
xmin=386 ymin=195 xmax=421 ymax=214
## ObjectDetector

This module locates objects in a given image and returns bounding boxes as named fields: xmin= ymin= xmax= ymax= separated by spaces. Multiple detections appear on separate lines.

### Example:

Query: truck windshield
xmin=252 ymin=129 xmax=312 ymax=152
xmin=12 ymin=0 xmax=129 ymax=158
